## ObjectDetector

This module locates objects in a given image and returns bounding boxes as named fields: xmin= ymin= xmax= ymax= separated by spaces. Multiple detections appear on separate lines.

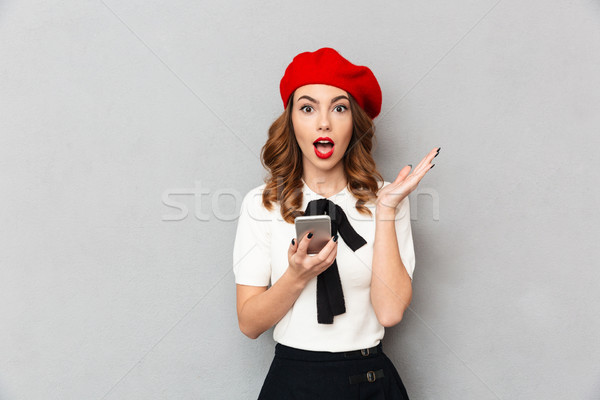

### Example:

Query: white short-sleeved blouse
xmin=233 ymin=179 xmax=415 ymax=352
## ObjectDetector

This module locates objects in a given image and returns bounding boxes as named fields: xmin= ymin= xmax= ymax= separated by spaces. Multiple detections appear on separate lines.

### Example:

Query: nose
xmin=318 ymin=113 xmax=331 ymax=131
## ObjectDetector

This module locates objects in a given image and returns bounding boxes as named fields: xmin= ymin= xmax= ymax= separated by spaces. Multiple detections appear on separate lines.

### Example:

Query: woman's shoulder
xmin=240 ymin=183 xmax=275 ymax=216
xmin=242 ymin=182 xmax=267 ymax=197
xmin=241 ymin=183 xmax=266 ymax=205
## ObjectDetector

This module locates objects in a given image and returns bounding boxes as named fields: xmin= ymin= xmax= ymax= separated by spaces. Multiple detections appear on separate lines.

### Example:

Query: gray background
xmin=1 ymin=0 xmax=599 ymax=399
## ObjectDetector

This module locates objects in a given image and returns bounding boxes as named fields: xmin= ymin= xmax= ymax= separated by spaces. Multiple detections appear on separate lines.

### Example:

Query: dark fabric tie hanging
xmin=304 ymin=198 xmax=367 ymax=324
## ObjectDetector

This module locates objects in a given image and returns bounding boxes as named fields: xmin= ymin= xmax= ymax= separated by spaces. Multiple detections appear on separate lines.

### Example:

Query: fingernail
xmin=409 ymin=164 xmax=413 ymax=168
xmin=307 ymin=232 xmax=313 ymax=239
xmin=291 ymin=238 xmax=295 ymax=245
xmin=431 ymin=164 xmax=435 ymax=169
xmin=333 ymin=234 xmax=338 ymax=242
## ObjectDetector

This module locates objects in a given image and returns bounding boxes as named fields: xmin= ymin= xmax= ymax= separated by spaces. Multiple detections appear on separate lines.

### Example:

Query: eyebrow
xmin=296 ymin=95 xmax=350 ymax=105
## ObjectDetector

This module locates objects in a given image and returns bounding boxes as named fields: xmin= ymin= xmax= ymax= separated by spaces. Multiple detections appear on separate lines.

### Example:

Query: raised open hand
xmin=376 ymin=146 xmax=440 ymax=210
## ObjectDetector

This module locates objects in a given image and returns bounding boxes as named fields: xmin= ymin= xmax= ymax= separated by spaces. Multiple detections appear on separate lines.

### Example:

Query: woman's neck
xmin=302 ymin=169 xmax=347 ymax=199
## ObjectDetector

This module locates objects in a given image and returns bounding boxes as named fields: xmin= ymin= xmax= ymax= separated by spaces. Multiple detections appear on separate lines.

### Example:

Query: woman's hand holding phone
xmin=287 ymin=232 xmax=338 ymax=287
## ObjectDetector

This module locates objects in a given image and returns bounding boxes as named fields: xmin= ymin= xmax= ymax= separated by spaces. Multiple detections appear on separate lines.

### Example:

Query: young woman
xmin=233 ymin=47 xmax=439 ymax=399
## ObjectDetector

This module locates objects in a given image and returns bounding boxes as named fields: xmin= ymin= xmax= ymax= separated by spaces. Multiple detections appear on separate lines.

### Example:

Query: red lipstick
xmin=313 ymin=137 xmax=335 ymax=159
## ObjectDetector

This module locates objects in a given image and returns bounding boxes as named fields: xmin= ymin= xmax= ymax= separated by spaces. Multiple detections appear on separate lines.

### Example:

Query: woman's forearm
xmin=238 ymin=269 xmax=307 ymax=339
xmin=370 ymin=206 xmax=413 ymax=327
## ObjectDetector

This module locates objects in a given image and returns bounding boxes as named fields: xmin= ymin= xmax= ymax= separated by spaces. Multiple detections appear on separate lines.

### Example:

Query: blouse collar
xmin=301 ymin=177 xmax=349 ymax=201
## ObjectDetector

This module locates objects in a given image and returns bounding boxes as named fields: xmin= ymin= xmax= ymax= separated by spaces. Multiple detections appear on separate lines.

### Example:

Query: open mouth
xmin=313 ymin=137 xmax=335 ymax=159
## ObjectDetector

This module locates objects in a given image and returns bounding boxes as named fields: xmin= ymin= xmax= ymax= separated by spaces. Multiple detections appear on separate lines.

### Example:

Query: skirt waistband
xmin=274 ymin=342 xmax=383 ymax=362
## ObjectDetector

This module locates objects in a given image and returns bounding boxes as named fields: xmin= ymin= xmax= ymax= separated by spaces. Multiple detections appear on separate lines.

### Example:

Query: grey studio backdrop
xmin=1 ymin=1 xmax=599 ymax=399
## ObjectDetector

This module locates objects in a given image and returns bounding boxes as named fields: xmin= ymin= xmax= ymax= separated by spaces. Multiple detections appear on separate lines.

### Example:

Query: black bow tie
xmin=304 ymin=198 xmax=367 ymax=324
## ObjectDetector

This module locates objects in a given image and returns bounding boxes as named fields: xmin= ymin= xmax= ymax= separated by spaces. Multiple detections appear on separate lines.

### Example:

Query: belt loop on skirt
xmin=343 ymin=344 xmax=379 ymax=358
xmin=348 ymin=368 xmax=385 ymax=384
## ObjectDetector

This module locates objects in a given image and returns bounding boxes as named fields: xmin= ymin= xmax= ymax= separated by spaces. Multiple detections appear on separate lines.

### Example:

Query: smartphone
xmin=294 ymin=215 xmax=332 ymax=256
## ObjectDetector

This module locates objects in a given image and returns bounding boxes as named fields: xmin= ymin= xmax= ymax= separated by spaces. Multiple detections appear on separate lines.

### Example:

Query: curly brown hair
xmin=259 ymin=90 xmax=384 ymax=224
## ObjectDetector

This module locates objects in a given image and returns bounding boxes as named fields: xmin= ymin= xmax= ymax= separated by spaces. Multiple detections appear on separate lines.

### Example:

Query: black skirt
xmin=257 ymin=341 xmax=410 ymax=400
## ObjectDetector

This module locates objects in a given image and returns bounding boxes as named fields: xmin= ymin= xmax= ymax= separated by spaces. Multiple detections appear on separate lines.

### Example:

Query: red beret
xmin=280 ymin=47 xmax=382 ymax=119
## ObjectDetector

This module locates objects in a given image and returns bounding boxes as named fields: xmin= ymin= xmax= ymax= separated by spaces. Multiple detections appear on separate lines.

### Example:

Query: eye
xmin=300 ymin=105 xmax=314 ymax=113
xmin=334 ymin=104 xmax=348 ymax=113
